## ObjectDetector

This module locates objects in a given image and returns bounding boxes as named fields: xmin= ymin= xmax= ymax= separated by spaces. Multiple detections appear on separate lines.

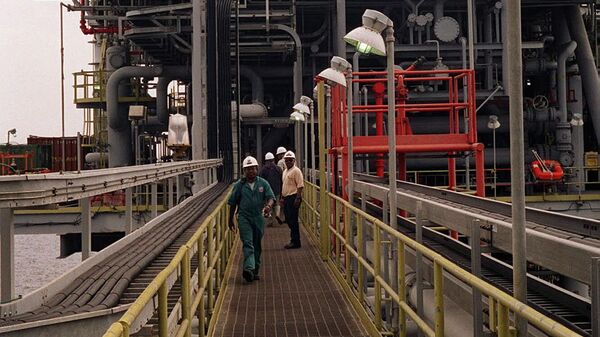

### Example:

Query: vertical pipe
xmin=81 ymin=197 xmax=91 ymax=260
xmin=318 ymin=81 xmax=329 ymax=260
xmin=398 ymin=240 xmax=407 ymax=337
xmin=386 ymin=27 xmax=397 ymax=230
xmin=125 ymin=187 xmax=133 ymax=234
xmin=304 ymin=118 xmax=308 ymax=175
xmin=310 ymin=103 xmax=316 ymax=183
xmin=192 ymin=0 xmax=208 ymax=191
xmin=415 ymin=202 xmax=424 ymax=320
xmin=326 ymin=86 xmax=332 ymax=192
xmin=77 ymin=132 xmax=81 ymax=173
xmin=168 ymin=178 xmax=174 ymax=209
xmin=151 ymin=183 xmax=158 ymax=218
xmin=347 ymin=69 xmax=354 ymax=200
xmin=592 ymin=257 xmax=600 ymax=337
xmin=60 ymin=3 xmax=66 ymax=173
xmin=336 ymin=0 xmax=346 ymax=58
xmin=0 ymin=208 xmax=14 ymax=303
xmin=256 ymin=125 xmax=262 ymax=168
xmin=506 ymin=0 xmax=527 ymax=336
xmin=471 ymin=219 xmax=483 ymax=337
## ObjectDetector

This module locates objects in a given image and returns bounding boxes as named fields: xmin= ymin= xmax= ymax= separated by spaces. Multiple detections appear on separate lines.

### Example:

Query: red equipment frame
xmin=328 ymin=68 xmax=485 ymax=201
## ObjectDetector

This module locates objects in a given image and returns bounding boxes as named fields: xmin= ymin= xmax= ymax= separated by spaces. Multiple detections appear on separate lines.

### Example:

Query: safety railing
xmin=102 ymin=189 xmax=234 ymax=337
xmin=301 ymin=181 xmax=582 ymax=337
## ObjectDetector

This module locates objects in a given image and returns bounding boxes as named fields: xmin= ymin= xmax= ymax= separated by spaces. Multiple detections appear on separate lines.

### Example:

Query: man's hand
xmin=263 ymin=204 xmax=272 ymax=217
xmin=229 ymin=219 xmax=237 ymax=232
xmin=293 ymin=197 xmax=302 ymax=208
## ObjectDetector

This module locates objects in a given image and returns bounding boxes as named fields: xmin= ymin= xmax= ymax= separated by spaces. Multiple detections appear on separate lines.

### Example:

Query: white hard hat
xmin=276 ymin=146 xmax=287 ymax=155
xmin=283 ymin=151 xmax=296 ymax=159
xmin=265 ymin=152 xmax=275 ymax=160
xmin=242 ymin=156 xmax=259 ymax=168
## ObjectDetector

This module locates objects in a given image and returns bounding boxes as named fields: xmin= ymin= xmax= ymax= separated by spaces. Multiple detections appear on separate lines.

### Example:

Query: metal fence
xmin=300 ymin=181 xmax=582 ymax=337
xmin=102 ymin=189 xmax=233 ymax=337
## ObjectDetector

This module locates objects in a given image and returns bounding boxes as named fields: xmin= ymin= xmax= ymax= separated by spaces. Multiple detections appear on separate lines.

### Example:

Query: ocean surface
xmin=14 ymin=234 xmax=81 ymax=296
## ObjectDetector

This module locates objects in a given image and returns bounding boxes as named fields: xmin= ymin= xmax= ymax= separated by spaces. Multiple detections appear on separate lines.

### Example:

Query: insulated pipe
xmin=239 ymin=66 xmax=264 ymax=102
xmin=566 ymin=6 xmax=600 ymax=145
xmin=271 ymin=24 xmax=303 ymax=103
xmin=157 ymin=66 xmax=192 ymax=125
xmin=433 ymin=0 xmax=446 ymax=19
xmin=557 ymin=41 xmax=577 ymax=122
xmin=107 ymin=65 xmax=163 ymax=167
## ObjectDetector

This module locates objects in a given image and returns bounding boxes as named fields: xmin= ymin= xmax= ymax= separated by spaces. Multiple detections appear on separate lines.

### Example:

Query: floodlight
xmin=487 ymin=115 xmax=501 ymax=129
xmin=343 ymin=9 xmax=392 ymax=56
xmin=317 ymin=56 xmax=351 ymax=87
xmin=290 ymin=111 xmax=305 ymax=122
xmin=570 ymin=113 xmax=584 ymax=126
xmin=293 ymin=102 xmax=310 ymax=115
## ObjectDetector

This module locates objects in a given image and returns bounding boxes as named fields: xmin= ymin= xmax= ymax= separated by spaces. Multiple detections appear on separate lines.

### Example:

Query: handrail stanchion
xmin=182 ymin=251 xmax=192 ymax=337
xmin=158 ymin=283 xmax=168 ymax=337
xmin=344 ymin=205 xmax=351 ymax=283
xmin=497 ymin=302 xmax=510 ymax=337
xmin=317 ymin=80 xmax=329 ymax=260
xmin=374 ymin=222 xmax=382 ymax=329
xmin=433 ymin=260 xmax=444 ymax=337
xmin=357 ymin=213 xmax=365 ymax=304
xmin=398 ymin=239 xmax=407 ymax=337
xmin=197 ymin=235 xmax=206 ymax=336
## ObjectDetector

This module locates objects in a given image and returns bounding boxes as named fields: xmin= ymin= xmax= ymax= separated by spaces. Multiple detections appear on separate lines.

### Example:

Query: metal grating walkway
xmin=212 ymin=223 xmax=370 ymax=337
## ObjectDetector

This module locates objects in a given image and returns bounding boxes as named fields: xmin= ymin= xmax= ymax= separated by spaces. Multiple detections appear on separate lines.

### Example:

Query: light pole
xmin=344 ymin=9 xmax=395 ymax=229
xmin=345 ymin=8 xmax=400 ymax=334
xmin=289 ymin=111 xmax=305 ymax=164
xmin=570 ymin=113 xmax=584 ymax=195
xmin=6 ymin=129 xmax=16 ymax=145
xmin=293 ymin=96 xmax=314 ymax=178
xmin=487 ymin=115 xmax=501 ymax=197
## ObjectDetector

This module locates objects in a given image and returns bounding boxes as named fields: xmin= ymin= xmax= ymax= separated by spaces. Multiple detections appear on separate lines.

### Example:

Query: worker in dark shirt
xmin=228 ymin=156 xmax=275 ymax=282
xmin=259 ymin=152 xmax=283 ymax=226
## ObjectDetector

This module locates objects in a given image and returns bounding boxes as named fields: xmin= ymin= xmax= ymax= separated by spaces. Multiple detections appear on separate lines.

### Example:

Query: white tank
xmin=167 ymin=113 xmax=190 ymax=146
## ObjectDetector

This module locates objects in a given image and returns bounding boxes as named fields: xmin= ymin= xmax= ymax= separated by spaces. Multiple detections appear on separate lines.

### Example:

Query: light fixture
xmin=317 ymin=56 xmax=351 ymax=87
xmin=290 ymin=111 xmax=305 ymax=122
xmin=487 ymin=115 xmax=501 ymax=129
xmin=343 ymin=9 xmax=391 ymax=56
xmin=570 ymin=113 xmax=584 ymax=126
xmin=292 ymin=95 xmax=313 ymax=116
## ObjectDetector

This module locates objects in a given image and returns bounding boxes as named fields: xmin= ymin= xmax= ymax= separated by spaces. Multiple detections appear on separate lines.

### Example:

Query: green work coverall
xmin=228 ymin=177 xmax=275 ymax=274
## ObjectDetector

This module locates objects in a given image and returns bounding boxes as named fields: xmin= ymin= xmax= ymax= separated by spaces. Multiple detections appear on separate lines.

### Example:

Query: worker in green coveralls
xmin=228 ymin=156 xmax=275 ymax=283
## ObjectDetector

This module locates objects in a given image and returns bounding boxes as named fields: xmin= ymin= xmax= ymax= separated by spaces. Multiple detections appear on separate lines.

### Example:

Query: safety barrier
xmin=102 ymin=189 xmax=234 ymax=337
xmin=301 ymin=181 xmax=582 ymax=337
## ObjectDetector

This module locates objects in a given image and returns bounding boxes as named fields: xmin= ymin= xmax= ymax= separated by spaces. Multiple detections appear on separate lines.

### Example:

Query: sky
xmin=0 ymin=0 xmax=90 ymax=144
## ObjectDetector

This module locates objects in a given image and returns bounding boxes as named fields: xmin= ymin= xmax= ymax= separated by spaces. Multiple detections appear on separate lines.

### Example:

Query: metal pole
xmin=336 ymin=0 xmax=346 ymax=57
xmin=304 ymin=116 xmax=308 ymax=175
xmin=592 ymin=257 xmax=600 ymax=337
xmin=386 ymin=27 xmax=397 ymax=230
xmin=318 ymin=81 xmax=329 ymax=260
xmin=60 ymin=3 xmax=66 ymax=173
xmin=0 ymin=208 xmax=14 ymax=303
xmin=77 ymin=132 xmax=82 ymax=173
xmin=326 ymin=86 xmax=332 ymax=192
xmin=347 ymin=69 xmax=354 ymax=200
xmin=81 ymin=197 xmax=91 ymax=260
xmin=151 ymin=183 xmax=158 ymax=218
xmin=256 ymin=125 xmax=262 ymax=167
xmin=168 ymin=178 xmax=174 ymax=209
xmin=493 ymin=128 xmax=497 ymax=198
xmin=471 ymin=219 xmax=483 ymax=337
xmin=506 ymin=0 xmax=527 ymax=336
xmin=310 ymin=103 xmax=316 ymax=183
xmin=126 ymin=187 xmax=133 ymax=234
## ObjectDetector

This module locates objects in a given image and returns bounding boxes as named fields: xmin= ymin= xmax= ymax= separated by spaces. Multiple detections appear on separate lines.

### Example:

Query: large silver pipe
xmin=107 ymin=65 xmax=163 ymax=167
xmin=271 ymin=24 xmax=303 ymax=102
xmin=239 ymin=66 xmax=265 ymax=102
xmin=336 ymin=0 xmax=346 ymax=57
xmin=433 ymin=0 xmax=446 ymax=20
xmin=566 ymin=6 xmax=600 ymax=145
xmin=557 ymin=41 xmax=577 ymax=122
xmin=156 ymin=66 xmax=191 ymax=125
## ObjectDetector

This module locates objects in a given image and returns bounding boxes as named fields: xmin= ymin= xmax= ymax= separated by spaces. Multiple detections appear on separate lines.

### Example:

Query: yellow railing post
xmin=207 ymin=220 xmax=214 ymax=315
xmin=182 ymin=250 xmax=192 ymax=337
xmin=434 ymin=260 xmax=444 ymax=337
xmin=497 ymin=302 xmax=510 ymax=337
xmin=489 ymin=297 xmax=496 ymax=332
xmin=215 ymin=218 xmax=222 ymax=289
xmin=398 ymin=240 xmax=407 ymax=337
xmin=374 ymin=225 xmax=382 ymax=329
xmin=317 ymin=80 xmax=329 ymax=260
xmin=344 ymin=205 xmax=351 ymax=283
xmin=335 ymin=199 xmax=341 ymax=267
xmin=197 ymin=235 xmax=206 ymax=337
xmin=357 ymin=213 xmax=364 ymax=304
xmin=158 ymin=282 xmax=168 ymax=337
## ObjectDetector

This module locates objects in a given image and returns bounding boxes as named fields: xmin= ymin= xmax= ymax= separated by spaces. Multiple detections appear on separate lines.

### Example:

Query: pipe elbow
xmin=558 ymin=41 xmax=577 ymax=63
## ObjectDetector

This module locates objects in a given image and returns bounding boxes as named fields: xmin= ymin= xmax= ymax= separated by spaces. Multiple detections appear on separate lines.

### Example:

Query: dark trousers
xmin=283 ymin=194 xmax=300 ymax=245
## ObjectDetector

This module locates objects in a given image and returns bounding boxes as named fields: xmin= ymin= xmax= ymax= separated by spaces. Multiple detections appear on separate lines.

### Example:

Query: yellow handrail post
xmin=374 ymin=224 xmax=382 ymax=330
xmin=317 ymin=80 xmax=329 ymax=260
xmin=197 ymin=236 xmax=206 ymax=337
xmin=434 ymin=260 xmax=444 ymax=337
xmin=497 ymin=302 xmax=510 ymax=337
xmin=357 ymin=213 xmax=365 ymax=304
xmin=398 ymin=240 xmax=407 ymax=337
xmin=489 ymin=297 xmax=496 ymax=332
xmin=207 ymin=220 xmax=214 ymax=316
xmin=344 ymin=205 xmax=351 ymax=283
xmin=216 ymin=218 xmax=222 ymax=289
xmin=158 ymin=282 xmax=169 ymax=337
xmin=182 ymin=250 xmax=192 ymax=337
xmin=335 ymin=199 xmax=341 ymax=266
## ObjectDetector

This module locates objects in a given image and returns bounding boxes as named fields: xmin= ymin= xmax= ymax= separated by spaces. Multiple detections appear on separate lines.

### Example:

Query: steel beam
xmin=0 ymin=208 xmax=14 ymax=303
xmin=0 ymin=159 xmax=221 ymax=208
xmin=81 ymin=198 xmax=91 ymax=261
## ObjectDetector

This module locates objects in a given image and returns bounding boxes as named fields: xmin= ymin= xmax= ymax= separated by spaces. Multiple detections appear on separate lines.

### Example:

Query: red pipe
xmin=373 ymin=82 xmax=385 ymax=177
xmin=79 ymin=12 xmax=121 ymax=35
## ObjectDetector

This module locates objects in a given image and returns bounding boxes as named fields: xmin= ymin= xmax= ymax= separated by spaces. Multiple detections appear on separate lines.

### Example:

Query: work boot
xmin=284 ymin=242 xmax=301 ymax=249
xmin=242 ymin=269 xmax=254 ymax=282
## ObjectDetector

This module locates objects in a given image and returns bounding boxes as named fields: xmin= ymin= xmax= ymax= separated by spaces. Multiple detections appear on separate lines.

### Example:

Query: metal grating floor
xmin=212 ymin=223 xmax=370 ymax=337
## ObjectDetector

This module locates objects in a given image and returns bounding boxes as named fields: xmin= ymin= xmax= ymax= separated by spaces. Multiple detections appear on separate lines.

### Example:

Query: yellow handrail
xmin=102 ymin=188 xmax=233 ymax=337
xmin=300 ymin=181 xmax=582 ymax=337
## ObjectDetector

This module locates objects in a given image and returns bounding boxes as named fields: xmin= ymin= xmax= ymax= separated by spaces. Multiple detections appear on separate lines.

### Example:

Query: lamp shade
xmin=344 ymin=26 xmax=386 ymax=56
xmin=570 ymin=113 xmax=584 ymax=126
xmin=293 ymin=102 xmax=310 ymax=115
xmin=290 ymin=111 xmax=305 ymax=122
xmin=487 ymin=115 xmax=501 ymax=129
xmin=317 ymin=67 xmax=346 ymax=87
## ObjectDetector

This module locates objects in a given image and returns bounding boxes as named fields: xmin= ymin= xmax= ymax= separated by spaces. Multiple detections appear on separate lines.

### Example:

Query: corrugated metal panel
xmin=27 ymin=136 xmax=91 ymax=172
